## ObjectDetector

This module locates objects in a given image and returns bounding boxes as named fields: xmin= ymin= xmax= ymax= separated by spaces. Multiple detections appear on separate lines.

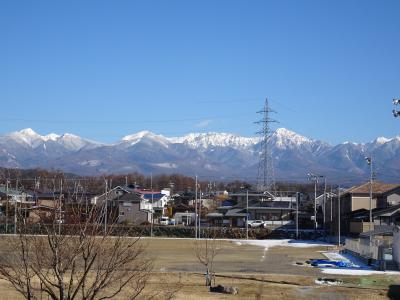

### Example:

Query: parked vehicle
xmin=159 ymin=216 xmax=169 ymax=225
xmin=168 ymin=218 xmax=176 ymax=225
xmin=247 ymin=220 xmax=265 ymax=228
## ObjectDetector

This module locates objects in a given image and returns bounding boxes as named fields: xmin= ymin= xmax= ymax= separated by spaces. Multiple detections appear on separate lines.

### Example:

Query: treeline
xmin=0 ymin=167 xmax=319 ymax=194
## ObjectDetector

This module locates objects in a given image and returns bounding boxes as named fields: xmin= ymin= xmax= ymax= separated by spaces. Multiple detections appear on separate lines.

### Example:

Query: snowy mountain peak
xmin=57 ymin=133 xmax=99 ymax=150
xmin=43 ymin=133 xmax=61 ymax=141
xmin=169 ymin=132 xmax=259 ymax=149
xmin=375 ymin=137 xmax=391 ymax=144
xmin=9 ymin=128 xmax=43 ymax=147
xmin=19 ymin=128 xmax=39 ymax=136
xmin=272 ymin=128 xmax=313 ymax=148
xmin=122 ymin=131 xmax=170 ymax=147
xmin=122 ymin=131 xmax=154 ymax=141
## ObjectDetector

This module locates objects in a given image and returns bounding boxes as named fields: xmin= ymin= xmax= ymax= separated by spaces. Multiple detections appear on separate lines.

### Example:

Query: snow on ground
xmin=321 ymin=268 xmax=400 ymax=276
xmin=235 ymin=239 xmax=333 ymax=262
xmin=236 ymin=239 xmax=333 ymax=251
xmin=320 ymin=251 xmax=400 ymax=276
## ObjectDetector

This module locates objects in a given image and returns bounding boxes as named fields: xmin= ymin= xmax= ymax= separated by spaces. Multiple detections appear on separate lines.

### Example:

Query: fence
xmin=344 ymin=237 xmax=384 ymax=260
xmin=393 ymin=226 xmax=400 ymax=269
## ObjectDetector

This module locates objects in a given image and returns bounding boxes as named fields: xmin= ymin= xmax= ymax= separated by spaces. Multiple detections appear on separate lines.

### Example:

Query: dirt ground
xmin=0 ymin=238 xmax=399 ymax=299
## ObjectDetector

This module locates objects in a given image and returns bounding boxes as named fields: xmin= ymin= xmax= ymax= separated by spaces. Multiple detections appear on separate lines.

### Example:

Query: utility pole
xmin=104 ymin=179 xmax=108 ymax=235
xmin=5 ymin=179 xmax=8 ymax=234
xmin=330 ymin=186 xmax=333 ymax=242
xmin=59 ymin=179 xmax=63 ymax=236
xmin=255 ymin=98 xmax=277 ymax=193
xmin=323 ymin=177 xmax=327 ymax=230
xmin=296 ymin=192 xmax=299 ymax=239
xmin=198 ymin=189 xmax=201 ymax=239
xmin=246 ymin=190 xmax=249 ymax=240
xmin=150 ymin=173 xmax=154 ymax=238
xmin=308 ymin=173 xmax=323 ymax=236
xmin=338 ymin=186 xmax=341 ymax=246
xmin=365 ymin=156 xmax=373 ymax=231
xmin=14 ymin=179 xmax=18 ymax=235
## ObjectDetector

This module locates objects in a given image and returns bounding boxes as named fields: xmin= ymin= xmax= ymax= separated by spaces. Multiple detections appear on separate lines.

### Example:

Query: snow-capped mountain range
xmin=1 ymin=128 xmax=400 ymax=183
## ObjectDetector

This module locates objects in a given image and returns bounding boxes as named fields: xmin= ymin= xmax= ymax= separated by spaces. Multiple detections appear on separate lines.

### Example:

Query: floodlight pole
xmin=308 ymin=173 xmax=323 ymax=236
xmin=195 ymin=175 xmax=198 ymax=239
xmin=365 ymin=157 xmax=373 ymax=231
xmin=369 ymin=159 xmax=373 ymax=231
xmin=246 ymin=190 xmax=249 ymax=240
xmin=314 ymin=178 xmax=317 ymax=234
xmin=393 ymin=98 xmax=400 ymax=117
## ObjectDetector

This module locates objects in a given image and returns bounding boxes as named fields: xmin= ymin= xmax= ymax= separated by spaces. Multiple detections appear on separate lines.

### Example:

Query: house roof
xmin=343 ymin=182 xmax=400 ymax=196
xmin=206 ymin=212 xmax=224 ymax=218
xmin=249 ymin=200 xmax=293 ymax=209
xmin=118 ymin=192 xmax=142 ymax=202
xmin=346 ymin=204 xmax=400 ymax=219
xmin=225 ymin=208 xmax=247 ymax=217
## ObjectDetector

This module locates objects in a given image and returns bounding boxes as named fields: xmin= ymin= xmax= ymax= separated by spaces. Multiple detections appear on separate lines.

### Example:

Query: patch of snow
xmin=79 ymin=160 xmax=101 ymax=167
xmin=319 ymin=251 xmax=400 ymax=276
xmin=315 ymin=278 xmax=342 ymax=286
xmin=204 ymin=164 xmax=217 ymax=171
xmin=235 ymin=239 xmax=332 ymax=252
xmin=343 ymin=141 xmax=359 ymax=145
xmin=321 ymin=268 xmax=400 ymax=276
xmin=152 ymin=162 xmax=178 ymax=169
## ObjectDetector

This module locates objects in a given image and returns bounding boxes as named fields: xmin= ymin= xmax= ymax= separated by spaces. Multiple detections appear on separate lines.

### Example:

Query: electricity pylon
xmin=255 ymin=98 xmax=277 ymax=193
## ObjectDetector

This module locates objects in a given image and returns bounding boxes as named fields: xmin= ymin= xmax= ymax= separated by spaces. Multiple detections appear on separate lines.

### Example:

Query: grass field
xmin=0 ymin=237 xmax=399 ymax=299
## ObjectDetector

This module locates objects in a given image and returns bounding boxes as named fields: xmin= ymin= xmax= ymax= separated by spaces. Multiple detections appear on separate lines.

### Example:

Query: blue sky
xmin=0 ymin=0 xmax=399 ymax=144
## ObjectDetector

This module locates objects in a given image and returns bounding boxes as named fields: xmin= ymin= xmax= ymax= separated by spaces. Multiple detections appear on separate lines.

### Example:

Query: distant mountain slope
xmin=0 ymin=128 xmax=399 ymax=182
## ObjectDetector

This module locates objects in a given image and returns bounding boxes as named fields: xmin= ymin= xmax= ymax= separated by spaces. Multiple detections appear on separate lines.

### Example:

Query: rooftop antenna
xmin=255 ymin=98 xmax=277 ymax=193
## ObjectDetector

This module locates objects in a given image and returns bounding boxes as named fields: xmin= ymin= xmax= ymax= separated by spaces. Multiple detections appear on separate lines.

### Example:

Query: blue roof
xmin=143 ymin=193 xmax=164 ymax=200
xmin=221 ymin=200 xmax=234 ymax=207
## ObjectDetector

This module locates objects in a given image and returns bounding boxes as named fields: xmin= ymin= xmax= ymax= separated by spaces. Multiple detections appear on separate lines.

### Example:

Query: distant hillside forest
xmin=0 ymin=167 xmax=322 ymax=195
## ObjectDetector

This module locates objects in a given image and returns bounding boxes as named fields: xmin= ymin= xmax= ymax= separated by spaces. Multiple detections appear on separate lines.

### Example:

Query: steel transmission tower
xmin=255 ymin=98 xmax=277 ymax=193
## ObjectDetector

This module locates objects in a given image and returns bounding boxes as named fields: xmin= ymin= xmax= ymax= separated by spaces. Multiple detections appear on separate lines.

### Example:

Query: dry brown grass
xmin=0 ymin=237 xmax=398 ymax=299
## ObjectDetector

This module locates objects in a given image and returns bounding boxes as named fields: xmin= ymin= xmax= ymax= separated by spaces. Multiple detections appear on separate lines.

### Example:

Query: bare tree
xmin=193 ymin=231 xmax=221 ymax=287
xmin=0 ymin=200 xmax=153 ymax=300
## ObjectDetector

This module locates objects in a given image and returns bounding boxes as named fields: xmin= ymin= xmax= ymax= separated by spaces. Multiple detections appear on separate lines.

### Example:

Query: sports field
xmin=0 ymin=238 xmax=399 ymax=299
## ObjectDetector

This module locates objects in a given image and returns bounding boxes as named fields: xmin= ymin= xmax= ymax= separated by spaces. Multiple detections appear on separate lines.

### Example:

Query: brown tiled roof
xmin=344 ymin=182 xmax=400 ymax=195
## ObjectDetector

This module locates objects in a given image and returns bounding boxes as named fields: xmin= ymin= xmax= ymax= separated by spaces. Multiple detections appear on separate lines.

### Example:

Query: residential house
xmin=117 ymin=193 xmax=152 ymax=225
xmin=91 ymin=186 xmax=153 ymax=224
xmin=331 ymin=182 xmax=400 ymax=235
xmin=209 ymin=191 xmax=297 ymax=227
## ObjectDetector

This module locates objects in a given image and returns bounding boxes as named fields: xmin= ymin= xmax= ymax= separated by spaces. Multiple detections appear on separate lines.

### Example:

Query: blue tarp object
xmin=310 ymin=259 xmax=353 ymax=268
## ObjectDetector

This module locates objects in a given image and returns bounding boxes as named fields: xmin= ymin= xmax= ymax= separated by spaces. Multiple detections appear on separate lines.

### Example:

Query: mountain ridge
xmin=0 ymin=128 xmax=399 ymax=182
